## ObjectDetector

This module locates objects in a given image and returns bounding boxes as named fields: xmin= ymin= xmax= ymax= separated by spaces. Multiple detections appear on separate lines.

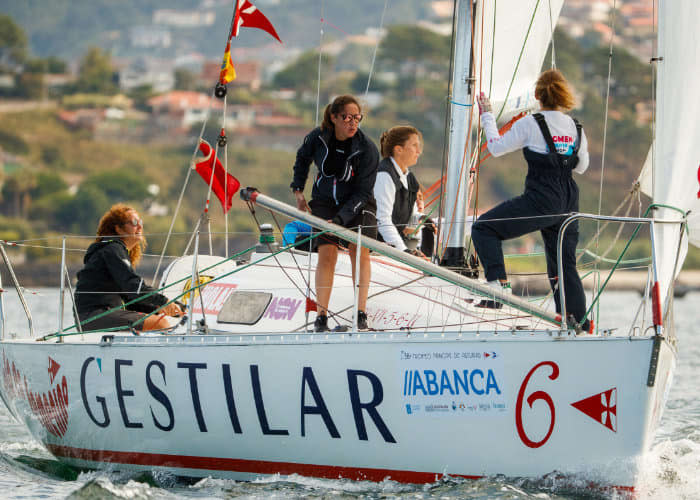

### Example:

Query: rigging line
xmin=436 ymin=0 xmax=460 ymax=258
xmin=494 ymin=0 xmax=541 ymax=121
xmin=364 ymin=0 xmax=389 ymax=98
xmin=268 ymin=210 xmax=314 ymax=295
xmin=597 ymin=0 xmax=617 ymax=220
xmin=247 ymin=204 xmax=314 ymax=301
xmin=547 ymin=0 xmax=556 ymax=69
xmin=315 ymin=0 xmax=325 ymax=127
xmin=594 ymin=0 xmax=617 ymax=304
xmin=650 ymin=0 xmax=657 ymax=202
xmin=295 ymin=275 xmax=426 ymax=332
xmin=488 ymin=0 xmax=496 ymax=95
xmin=438 ymin=0 xmax=478 ymax=259
xmin=578 ymin=183 xmax=639 ymax=261
xmin=152 ymin=87 xmax=216 ymax=283
xmin=222 ymin=93 xmax=229 ymax=258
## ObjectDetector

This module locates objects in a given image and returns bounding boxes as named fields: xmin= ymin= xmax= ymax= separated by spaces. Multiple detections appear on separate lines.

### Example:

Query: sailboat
xmin=0 ymin=0 xmax=696 ymax=494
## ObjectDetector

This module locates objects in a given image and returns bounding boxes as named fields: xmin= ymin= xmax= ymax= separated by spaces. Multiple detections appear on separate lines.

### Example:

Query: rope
xmin=315 ymin=0 xmax=325 ymax=127
xmin=547 ymin=0 xmax=556 ymax=69
xmin=364 ymin=0 xmax=389 ymax=98
xmin=494 ymin=0 xmax=541 ymax=121
xmin=152 ymin=87 xmax=217 ymax=283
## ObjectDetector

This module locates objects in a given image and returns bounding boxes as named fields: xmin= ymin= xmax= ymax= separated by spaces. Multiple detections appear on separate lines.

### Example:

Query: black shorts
xmin=309 ymin=198 xmax=378 ymax=247
xmin=78 ymin=307 xmax=146 ymax=331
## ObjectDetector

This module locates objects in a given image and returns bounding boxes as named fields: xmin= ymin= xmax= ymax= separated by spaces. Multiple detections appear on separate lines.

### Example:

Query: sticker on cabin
xmin=264 ymin=296 xmax=302 ymax=321
xmin=399 ymin=347 xmax=506 ymax=418
xmin=191 ymin=282 xmax=238 ymax=314
xmin=366 ymin=307 xmax=420 ymax=329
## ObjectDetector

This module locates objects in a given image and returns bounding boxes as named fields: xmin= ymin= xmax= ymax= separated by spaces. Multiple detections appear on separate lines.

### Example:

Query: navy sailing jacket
xmin=75 ymin=239 xmax=168 ymax=314
xmin=290 ymin=127 xmax=379 ymax=225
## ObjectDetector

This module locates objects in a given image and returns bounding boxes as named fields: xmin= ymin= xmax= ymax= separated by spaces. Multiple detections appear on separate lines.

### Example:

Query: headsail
xmin=638 ymin=0 xmax=700 ymax=309
xmin=473 ymin=0 xmax=564 ymax=121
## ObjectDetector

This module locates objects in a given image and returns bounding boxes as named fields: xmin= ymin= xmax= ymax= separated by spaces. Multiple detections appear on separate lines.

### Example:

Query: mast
xmin=440 ymin=0 xmax=475 ymax=268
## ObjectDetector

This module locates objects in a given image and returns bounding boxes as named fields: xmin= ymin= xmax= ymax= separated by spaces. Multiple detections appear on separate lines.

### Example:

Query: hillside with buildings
xmin=3 ymin=0 xmax=693 ymax=282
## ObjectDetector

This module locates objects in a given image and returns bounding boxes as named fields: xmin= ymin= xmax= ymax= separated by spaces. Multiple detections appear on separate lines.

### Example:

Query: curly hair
xmin=94 ymin=203 xmax=145 ymax=266
xmin=535 ymin=69 xmax=576 ymax=111
xmin=321 ymin=94 xmax=362 ymax=132
xmin=379 ymin=125 xmax=422 ymax=158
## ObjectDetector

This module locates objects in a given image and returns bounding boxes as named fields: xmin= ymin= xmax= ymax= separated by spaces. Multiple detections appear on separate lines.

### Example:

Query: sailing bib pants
xmin=471 ymin=147 xmax=587 ymax=323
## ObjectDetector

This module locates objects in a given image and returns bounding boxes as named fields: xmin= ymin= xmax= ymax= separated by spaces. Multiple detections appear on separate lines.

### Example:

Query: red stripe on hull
xmin=46 ymin=444 xmax=479 ymax=483
xmin=46 ymin=444 xmax=636 ymax=494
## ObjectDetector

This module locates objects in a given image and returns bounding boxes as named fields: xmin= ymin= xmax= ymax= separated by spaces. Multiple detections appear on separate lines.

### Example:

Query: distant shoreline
xmin=3 ymin=263 xmax=700 ymax=297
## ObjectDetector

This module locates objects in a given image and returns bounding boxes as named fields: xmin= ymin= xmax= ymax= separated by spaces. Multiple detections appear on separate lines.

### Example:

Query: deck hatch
xmin=217 ymin=291 xmax=272 ymax=325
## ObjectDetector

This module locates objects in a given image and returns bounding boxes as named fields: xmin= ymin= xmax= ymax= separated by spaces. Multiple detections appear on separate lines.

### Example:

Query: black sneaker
xmin=314 ymin=314 xmax=329 ymax=332
xmin=357 ymin=310 xmax=369 ymax=331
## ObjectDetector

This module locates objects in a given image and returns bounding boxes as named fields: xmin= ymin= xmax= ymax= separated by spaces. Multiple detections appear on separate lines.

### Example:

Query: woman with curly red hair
xmin=75 ymin=203 xmax=183 ymax=331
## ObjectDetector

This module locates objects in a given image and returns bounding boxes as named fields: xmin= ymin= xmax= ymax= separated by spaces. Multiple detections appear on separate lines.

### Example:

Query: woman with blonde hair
xmin=290 ymin=94 xmax=379 ymax=332
xmin=472 ymin=69 xmax=591 ymax=331
xmin=75 ymin=203 xmax=183 ymax=331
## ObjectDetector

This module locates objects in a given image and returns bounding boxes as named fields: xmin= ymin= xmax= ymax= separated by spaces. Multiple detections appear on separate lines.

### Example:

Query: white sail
xmin=473 ymin=0 xmax=564 ymax=121
xmin=640 ymin=0 xmax=700 ymax=309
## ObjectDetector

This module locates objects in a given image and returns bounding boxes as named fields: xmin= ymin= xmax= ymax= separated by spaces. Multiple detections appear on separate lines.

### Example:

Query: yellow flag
xmin=219 ymin=41 xmax=236 ymax=84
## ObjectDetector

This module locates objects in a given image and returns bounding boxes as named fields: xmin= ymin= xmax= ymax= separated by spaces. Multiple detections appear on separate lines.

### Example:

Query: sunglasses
xmin=127 ymin=217 xmax=143 ymax=227
xmin=340 ymin=113 xmax=363 ymax=123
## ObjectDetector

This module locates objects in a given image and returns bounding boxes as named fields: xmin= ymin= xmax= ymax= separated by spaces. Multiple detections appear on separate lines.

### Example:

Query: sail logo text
xmin=402 ymin=369 xmax=501 ymax=396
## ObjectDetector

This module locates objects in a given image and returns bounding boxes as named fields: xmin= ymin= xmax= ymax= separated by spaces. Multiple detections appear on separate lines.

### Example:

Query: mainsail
xmin=441 ymin=0 xmax=564 ymax=259
xmin=638 ymin=0 xmax=700 ymax=310
xmin=473 ymin=0 xmax=564 ymax=120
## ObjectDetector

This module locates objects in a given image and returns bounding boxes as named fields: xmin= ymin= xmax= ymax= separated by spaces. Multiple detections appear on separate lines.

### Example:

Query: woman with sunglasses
xmin=75 ymin=203 xmax=183 ymax=331
xmin=290 ymin=94 xmax=379 ymax=332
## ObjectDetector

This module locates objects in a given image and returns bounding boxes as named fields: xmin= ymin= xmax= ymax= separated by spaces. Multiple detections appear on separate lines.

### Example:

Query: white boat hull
xmin=0 ymin=331 xmax=675 ymax=492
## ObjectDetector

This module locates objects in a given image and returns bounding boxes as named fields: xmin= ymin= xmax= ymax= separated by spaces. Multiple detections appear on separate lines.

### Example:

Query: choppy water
xmin=0 ymin=288 xmax=698 ymax=499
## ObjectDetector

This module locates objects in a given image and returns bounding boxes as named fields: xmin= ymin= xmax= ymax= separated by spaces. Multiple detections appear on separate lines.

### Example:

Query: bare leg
xmin=315 ymin=244 xmax=338 ymax=315
xmin=348 ymin=244 xmax=371 ymax=311
xmin=141 ymin=314 xmax=174 ymax=331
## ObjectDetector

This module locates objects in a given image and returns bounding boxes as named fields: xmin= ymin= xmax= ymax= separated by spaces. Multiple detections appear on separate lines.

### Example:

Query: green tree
xmin=75 ymin=47 xmax=117 ymax=95
xmin=55 ymin=184 xmax=110 ymax=233
xmin=378 ymin=25 xmax=450 ymax=72
xmin=1 ymin=170 xmax=37 ymax=218
xmin=14 ymin=72 xmax=45 ymax=99
xmin=0 ymin=14 xmax=27 ymax=71
xmin=24 ymin=56 xmax=67 ymax=74
xmin=80 ymin=170 xmax=150 ymax=203
xmin=273 ymin=50 xmax=333 ymax=90
xmin=127 ymin=84 xmax=154 ymax=110
xmin=31 ymin=171 xmax=67 ymax=199
xmin=174 ymin=68 xmax=199 ymax=91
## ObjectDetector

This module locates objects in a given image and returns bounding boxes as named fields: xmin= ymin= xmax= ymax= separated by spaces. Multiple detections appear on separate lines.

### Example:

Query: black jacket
xmin=75 ymin=239 xmax=168 ymax=314
xmin=290 ymin=127 xmax=379 ymax=225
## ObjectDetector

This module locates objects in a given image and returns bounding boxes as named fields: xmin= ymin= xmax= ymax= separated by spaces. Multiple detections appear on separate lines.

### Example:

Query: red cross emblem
xmin=571 ymin=388 xmax=617 ymax=432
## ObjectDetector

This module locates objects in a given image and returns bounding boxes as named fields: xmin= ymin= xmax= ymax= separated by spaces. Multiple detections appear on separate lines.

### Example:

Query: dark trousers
xmin=471 ymin=193 xmax=587 ymax=322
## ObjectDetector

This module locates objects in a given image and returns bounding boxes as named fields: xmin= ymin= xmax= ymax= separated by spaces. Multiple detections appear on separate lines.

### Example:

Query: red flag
xmin=194 ymin=140 xmax=240 ymax=214
xmin=306 ymin=297 xmax=318 ymax=313
xmin=231 ymin=0 xmax=282 ymax=43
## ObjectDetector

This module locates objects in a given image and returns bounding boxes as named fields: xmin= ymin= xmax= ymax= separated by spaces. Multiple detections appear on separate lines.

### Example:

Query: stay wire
xmin=364 ymin=0 xmax=389 ymax=98
xmin=315 ymin=0 xmax=325 ymax=127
